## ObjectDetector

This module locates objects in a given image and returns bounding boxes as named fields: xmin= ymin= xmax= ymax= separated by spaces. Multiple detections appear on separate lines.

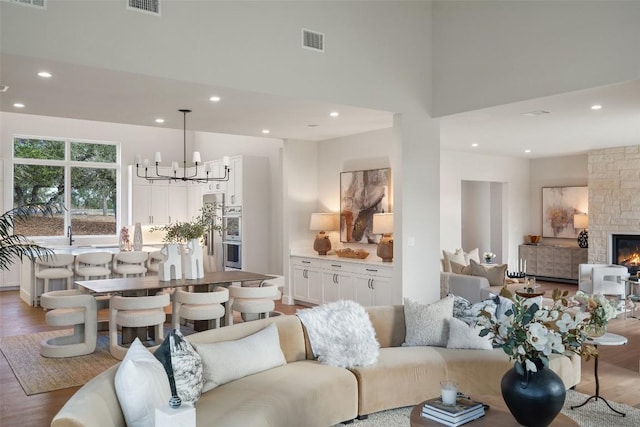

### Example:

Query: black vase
xmin=501 ymin=361 xmax=566 ymax=427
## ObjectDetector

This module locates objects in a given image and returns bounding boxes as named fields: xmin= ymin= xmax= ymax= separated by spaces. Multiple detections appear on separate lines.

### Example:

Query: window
xmin=13 ymin=137 xmax=120 ymax=238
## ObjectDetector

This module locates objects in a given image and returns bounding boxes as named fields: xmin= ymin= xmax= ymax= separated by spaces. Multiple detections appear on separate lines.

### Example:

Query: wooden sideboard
xmin=519 ymin=245 xmax=587 ymax=283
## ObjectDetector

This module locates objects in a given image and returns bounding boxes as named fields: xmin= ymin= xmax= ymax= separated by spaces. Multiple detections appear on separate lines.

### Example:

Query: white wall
xmin=432 ymin=0 xmax=640 ymax=116
xmin=529 ymin=154 xmax=588 ymax=248
xmin=441 ymin=151 xmax=530 ymax=270
xmin=2 ymin=0 xmax=440 ymax=302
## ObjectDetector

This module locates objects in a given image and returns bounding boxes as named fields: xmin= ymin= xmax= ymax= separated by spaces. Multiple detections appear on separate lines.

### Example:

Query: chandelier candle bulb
xmin=223 ymin=156 xmax=230 ymax=166
xmin=192 ymin=151 xmax=201 ymax=163
xmin=135 ymin=155 xmax=141 ymax=165
xmin=143 ymin=159 xmax=149 ymax=167
xmin=154 ymin=152 xmax=162 ymax=163
xmin=171 ymin=162 xmax=179 ymax=173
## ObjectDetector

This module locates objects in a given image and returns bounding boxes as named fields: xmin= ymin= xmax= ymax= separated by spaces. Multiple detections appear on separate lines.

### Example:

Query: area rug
xmin=335 ymin=390 xmax=640 ymax=427
xmin=0 ymin=330 xmax=118 ymax=395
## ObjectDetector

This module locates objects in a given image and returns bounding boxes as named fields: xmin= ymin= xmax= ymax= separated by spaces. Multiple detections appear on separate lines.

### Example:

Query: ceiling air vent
xmin=128 ymin=0 xmax=160 ymax=16
xmin=302 ymin=29 xmax=324 ymax=52
xmin=11 ymin=0 xmax=46 ymax=9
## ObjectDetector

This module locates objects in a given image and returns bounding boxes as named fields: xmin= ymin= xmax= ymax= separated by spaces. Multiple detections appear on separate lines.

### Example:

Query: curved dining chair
xmin=172 ymin=286 xmax=229 ymax=332
xmin=226 ymin=282 xmax=281 ymax=326
xmin=112 ymin=251 xmax=148 ymax=278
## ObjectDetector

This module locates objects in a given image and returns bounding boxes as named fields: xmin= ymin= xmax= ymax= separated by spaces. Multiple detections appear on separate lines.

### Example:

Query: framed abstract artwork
xmin=340 ymin=168 xmax=391 ymax=243
xmin=541 ymin=186 xmax=588 ymax=238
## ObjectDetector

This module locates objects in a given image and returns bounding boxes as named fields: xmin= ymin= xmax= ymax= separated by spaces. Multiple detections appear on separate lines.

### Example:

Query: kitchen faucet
xmin=67 ymin=226 xmax=74 ymax=245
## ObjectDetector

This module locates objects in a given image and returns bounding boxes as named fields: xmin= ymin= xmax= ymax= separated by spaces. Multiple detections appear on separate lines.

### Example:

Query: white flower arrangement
xmin=571 ymin=291 xmax=618 ymax=328
xmin=483 ymin=252 xmax=496 ymax=262
xmin=477 ymin=290 xmax=595 ymax=375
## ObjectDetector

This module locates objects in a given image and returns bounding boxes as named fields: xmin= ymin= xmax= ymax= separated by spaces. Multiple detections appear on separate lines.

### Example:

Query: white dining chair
xmin=112 ymin=251 xmax=148 ymax=278
xmin=172 ymin=286 xmax=229 ymax=331
xmin=39 ymin=289 xmax=98 ymax=358
xmin=226 ymin=282 xmax=281 ymax=326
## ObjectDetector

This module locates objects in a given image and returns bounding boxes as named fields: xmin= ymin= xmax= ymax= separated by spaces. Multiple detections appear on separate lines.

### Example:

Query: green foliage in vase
xmin=151 ymin=204 xmax=222 ymax=244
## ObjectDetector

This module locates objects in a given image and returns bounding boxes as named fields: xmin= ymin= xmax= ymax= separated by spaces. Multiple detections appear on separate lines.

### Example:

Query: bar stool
xmin=109 ymin=293 xmax=170 ymax=360
xmin=75 ymin=252 xmax=113 ymax=280
xmin=172 ymin=287 xmax=229 ymax=331
xmin=39 ymin=289 xmax=98 ymax=358
xmin=112 ymin=251 xmax=148 ymax=278
xmin=34 ymin=254 xmax=75 ymax=305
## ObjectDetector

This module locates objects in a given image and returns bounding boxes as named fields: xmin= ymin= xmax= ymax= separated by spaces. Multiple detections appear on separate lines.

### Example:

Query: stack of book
xmin=421 ymin=396 xmax=485 ymax=426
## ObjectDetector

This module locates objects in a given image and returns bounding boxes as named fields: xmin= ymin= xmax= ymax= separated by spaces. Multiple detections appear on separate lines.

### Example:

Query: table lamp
xmin=574 ymin=213 xmax=589 ymax=248
xmin=373 ymin=213 xmax=394 ymax=262
xmin=310 ymin=213 xmax=337 ymax=255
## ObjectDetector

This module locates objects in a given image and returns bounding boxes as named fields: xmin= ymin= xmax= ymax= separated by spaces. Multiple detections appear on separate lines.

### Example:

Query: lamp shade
xmin=573 ymin=214 xmax=588 ymax=230
xmin=372 ymin=213 xmax=394 ymax=235
xmin=310 ymin=213 xmax=337 ymax=231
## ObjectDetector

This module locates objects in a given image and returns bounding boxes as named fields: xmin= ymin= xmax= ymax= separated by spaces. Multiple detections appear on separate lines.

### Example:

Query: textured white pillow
xmin=446 ymin=317 xmax=493 ymax=350
xmin=297 ymin=300 xmax=380 ymax=368
xmin=115 ymin=338 xmax=171 ymax=427
xmin=403 ymin=295 xmax=454 ymax=347
xmin=193 ymin=323 xmax=286 ymax=392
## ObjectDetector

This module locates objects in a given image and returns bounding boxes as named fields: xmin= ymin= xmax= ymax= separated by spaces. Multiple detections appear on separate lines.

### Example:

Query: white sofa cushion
xmin=446 ymin=317 xmax=493 ymax=350
xmin=193 ymin=323 xmax=286 ymax=392
xmin=403 ymin=295 xmax=454 ymax=347
xmin=114 ymin=338 xmax=171 ymax=427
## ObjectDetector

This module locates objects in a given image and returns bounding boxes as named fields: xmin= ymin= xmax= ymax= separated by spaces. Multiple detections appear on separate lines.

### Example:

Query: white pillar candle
xmin=440 ymin=380 xmax=458 ymax=406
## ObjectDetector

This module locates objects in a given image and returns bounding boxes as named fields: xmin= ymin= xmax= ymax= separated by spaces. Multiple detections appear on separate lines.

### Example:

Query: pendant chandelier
xmin=135 ymin=109 xmax=230 ymax=183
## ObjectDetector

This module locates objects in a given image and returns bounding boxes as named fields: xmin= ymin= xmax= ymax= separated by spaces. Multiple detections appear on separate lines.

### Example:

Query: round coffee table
xmin=410 ymin=395 xmax=578 ymax=426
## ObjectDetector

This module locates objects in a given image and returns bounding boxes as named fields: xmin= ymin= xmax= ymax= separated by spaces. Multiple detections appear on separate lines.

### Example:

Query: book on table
xmin=420 ymin=408 xmax=485 ymax=427
xmin=421 ymin=397 xmax=485 ymax=426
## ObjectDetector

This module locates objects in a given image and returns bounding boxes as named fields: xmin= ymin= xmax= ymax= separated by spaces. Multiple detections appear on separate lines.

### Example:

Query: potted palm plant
xmin=0 ymin=205 xmax=54 ymax=271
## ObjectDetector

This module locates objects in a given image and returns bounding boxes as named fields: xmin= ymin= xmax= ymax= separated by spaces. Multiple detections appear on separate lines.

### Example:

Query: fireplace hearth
xmin=611 ymin=234 xmax=640 ymax=276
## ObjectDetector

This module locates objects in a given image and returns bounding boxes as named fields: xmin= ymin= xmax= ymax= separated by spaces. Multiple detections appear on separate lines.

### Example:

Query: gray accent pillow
xmin=403 ymin=295 xmax=454 ymax=347
xmin=468 ymin=259 xmax=507 ymax=287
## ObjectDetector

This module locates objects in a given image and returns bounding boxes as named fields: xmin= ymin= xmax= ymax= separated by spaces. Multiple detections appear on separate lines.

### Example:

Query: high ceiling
xmin=1 ymin=53 xmax=639 ymax=157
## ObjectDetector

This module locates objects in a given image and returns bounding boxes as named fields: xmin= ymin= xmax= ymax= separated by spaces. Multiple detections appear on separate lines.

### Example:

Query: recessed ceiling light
xmin=522 ymin=110 xmax=550 ymax=116
xmin=329 ymin=111 xmax=339 ymax=118
xmin=471 ymin=143 xmax=479 ymax=148
xmin=155 ymin=118 xmax=165 ymax=124
xmin=591 ymin=104 xmax=602 ymax=110
xmin=13 ymin=103 xmax=25 ymax=108
xmin=209 ymin=96 xmax=221 ymax=102
xmin=262 ymin=129 xmax=270 ymax=134
xmin=37 ymin=71 xmax=52 ymax=78
xmin=524 ymin=149 xmax=532 ymax=153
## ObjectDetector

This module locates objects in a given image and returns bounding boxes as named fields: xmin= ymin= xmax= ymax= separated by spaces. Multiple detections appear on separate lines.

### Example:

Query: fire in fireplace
xmin=611 ymin=234 xmax=640 ymax=276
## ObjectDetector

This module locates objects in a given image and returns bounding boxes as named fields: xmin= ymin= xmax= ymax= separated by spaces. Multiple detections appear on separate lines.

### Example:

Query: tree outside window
xmin=13 ymin=138 xmax=119 ymax=237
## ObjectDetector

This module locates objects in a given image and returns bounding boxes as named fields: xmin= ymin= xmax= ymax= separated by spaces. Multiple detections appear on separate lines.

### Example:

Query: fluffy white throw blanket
xmin=297 ymin=300 xmax=380 ymax=368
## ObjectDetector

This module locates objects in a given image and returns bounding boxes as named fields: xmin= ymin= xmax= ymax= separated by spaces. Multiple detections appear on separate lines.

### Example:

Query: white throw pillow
xmin=446 ymin=317 xmax=493 ymax=350
xmin=296 ymin=300 xmax=380 ymax=368
xmin=464 ymin=248 xmax=480 ymax=264
xmin=442 ymin=249 xmax=466 ymax=272
xmin=115 ymin=338 xmax=171 ymax=427
xmin=193 ymin=323 xmax=286 ymax=392
xmin=403 ymin=295 xmax=454 ymax=347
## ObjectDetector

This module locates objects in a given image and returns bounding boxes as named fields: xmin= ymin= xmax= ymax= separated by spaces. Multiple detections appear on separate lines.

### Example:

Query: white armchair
xmin=578 ymin=264 xmax=629 ymax=297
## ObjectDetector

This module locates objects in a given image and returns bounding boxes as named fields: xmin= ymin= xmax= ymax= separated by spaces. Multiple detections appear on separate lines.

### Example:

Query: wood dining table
xmin=76 ymin=270 xmax=274 ymax=338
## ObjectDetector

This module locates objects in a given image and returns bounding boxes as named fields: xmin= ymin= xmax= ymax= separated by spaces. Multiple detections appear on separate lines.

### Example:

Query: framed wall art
xmin=340 ymin=167 xmax=391 ymax=243
xmin=541 ymin=186 xmax=588 ymax=238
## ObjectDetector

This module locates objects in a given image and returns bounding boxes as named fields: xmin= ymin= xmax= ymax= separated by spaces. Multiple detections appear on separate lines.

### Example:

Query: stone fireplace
xmin=611 ymin=234 xmax=640 ymax=276
xmin=589 ymin=145 xmax=640 ymax=267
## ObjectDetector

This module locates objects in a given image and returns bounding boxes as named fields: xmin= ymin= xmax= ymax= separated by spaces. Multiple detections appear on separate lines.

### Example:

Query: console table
xmin=519 ymin=245 xmax=587 ymax=283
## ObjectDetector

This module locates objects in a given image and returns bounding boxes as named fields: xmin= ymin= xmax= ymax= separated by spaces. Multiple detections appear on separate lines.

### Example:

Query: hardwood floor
xmin=1 ymin=285 xmax=639 ymax=427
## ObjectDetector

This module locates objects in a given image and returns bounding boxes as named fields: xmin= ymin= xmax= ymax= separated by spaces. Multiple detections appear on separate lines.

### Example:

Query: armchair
xmin=578 ymin=264 xmax=629 ymax=298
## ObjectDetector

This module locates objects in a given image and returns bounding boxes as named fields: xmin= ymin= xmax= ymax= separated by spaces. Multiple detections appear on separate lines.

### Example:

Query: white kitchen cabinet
xmin=292 ymin=259 xmax=322 ymax=304
xmin=290 ymin=254 xmax=394 ymax=306
xmin=130 ymin=167 xmax=187 ymax=225
xmin=204 ymin=160 xmax=228 ymax=194
xmin=226 ymin=156 xmax=243 ymax=205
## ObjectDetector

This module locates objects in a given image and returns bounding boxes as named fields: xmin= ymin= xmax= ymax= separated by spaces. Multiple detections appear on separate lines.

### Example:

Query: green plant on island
xmin=0 ymin=205 xmax=55 ymax=270
xmin=151 ymin=204 xmax=222 ymax=244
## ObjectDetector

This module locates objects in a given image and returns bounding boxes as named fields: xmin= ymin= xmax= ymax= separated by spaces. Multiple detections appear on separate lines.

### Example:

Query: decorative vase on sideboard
xmin=501 ymin=360 xmax=566 ymax=427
